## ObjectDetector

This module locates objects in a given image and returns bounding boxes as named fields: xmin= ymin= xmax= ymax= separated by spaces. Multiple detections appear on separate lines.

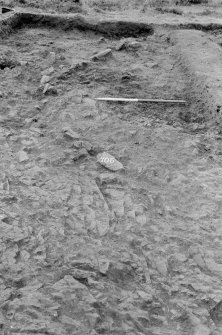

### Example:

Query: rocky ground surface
xmin=0 ymin=18 xmax=222 ymax=335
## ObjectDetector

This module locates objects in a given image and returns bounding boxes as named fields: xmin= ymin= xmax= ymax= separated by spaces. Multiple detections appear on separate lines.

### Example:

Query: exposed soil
xmin=0 ymin=9 xmax=222 ymax=335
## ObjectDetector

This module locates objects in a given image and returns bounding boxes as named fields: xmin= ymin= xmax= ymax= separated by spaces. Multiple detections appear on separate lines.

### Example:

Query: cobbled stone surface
xmin=0 ymin=24 xmax=221 ymax=335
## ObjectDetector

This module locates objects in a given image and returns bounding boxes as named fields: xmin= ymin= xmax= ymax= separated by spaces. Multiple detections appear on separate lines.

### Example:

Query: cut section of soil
xmin=171 ymin=29 xmax=222 ymax=128
xmin=1 ymin=12 xmax=154 ymax=38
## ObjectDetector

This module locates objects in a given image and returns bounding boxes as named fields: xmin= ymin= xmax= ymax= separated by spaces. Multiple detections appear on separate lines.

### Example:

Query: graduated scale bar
xmin=94 ymin=97 xmax=186 ymax=104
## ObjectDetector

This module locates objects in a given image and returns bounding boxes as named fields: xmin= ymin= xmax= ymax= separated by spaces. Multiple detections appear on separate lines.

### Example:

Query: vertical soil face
xmin=0 ymin=24 xmax=222 ymax=335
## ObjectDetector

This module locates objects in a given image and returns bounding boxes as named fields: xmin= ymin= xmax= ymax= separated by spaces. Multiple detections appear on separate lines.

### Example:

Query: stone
xmin=97 ymin=173 xmax=119 ymax=185
xmin=98 ymin=37 xmax=106 ymax=43
xmin=116 ymin=40 xmax=141 ymax=51
xmin=134 ymin=204 xmax=145 ymax=216
xmin=194 ymin=325 xmax=211 ymax=335
xmin=149 ymin=62 xmax=159 ymax=68
xmin=90 ymin=49 xmax=112 ymax=61
xmin=128 ymin=41 xmax=142 ymax=49
xmin=20 ymin=61 xmax=28 ymax=66
xmin=129 ymin=130 xmax=137 ymax=136
xmin=137 ymin=290 xmax=153 ymax=302
xmin=210 ymin=300 xmax=222 ymax=326
xmin=81 ymin=141 xmax=96 ymax=153
xmin=41 ymin=66 xmax=54 ymax=76
xmin=136 ymin=215 xmax=147 ymax=225
xmin=72 ymin=148 xmax=88 ymax=161
xmin=86 ymin=312 xmax=100 ymax=328
xmin=99 ymin=259 xmax=110 ymax=274
xmin=153 ymin=257 xmax=168 ymax=276
xmin=97 ymin=152 xmax=124 ymax=172
xmin=110 ymin=200 xmax=125 ymax=217
xmin=48 ymin=51 xmax=56 ymax=64
xmin=105 ymin=189 xmax=125 ymax=199
xmin=21 ymin=250 xmax=30 ymax=261
xmin=62 ymin=127 xmax=80 ymax=140
xmin=43 ymin=83 xmax=58 ymax=95
xmin=18 ymin=150 xmax=29 ymax=162
xmin=71 ymin=60 xmax=89 ymax=70
xmin=124 ymin=194 xmax=133 ymax=208
xmin=8 ymin=109 xmax=18 ymax=118
xmin=127 ymin=210 xmax=136 ymax=219
xmin=40 ymin=75 xmax=50 ymax=85
xmin=61 ymin=315 xmax=82 ymax=327
xmin=116 ymin=40 xmax=127 ymax=51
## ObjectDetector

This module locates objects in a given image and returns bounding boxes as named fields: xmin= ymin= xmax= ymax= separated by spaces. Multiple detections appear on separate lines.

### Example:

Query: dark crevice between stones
xmin=72 ymin=276 xmax=89 ymax=286
xmin=1 ymin=7 xmax=14 ymax=14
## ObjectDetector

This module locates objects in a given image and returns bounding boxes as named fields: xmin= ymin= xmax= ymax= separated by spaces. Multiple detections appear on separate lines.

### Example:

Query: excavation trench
xmin=0 ymin=12 xmax=222 ymax=335
xmin=0 ymin=11 xmax=154 ymax=38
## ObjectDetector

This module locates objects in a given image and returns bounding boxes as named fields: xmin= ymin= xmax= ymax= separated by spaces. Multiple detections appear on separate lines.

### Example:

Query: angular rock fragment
xmin=116 ymin=40 xmax=127 ymax=51
xmin=62 ymin=127 xmax=80 ymax=140
xmin=48 ymin=51 xmax=56 ymax=64
xmin=104 ymin=188 xmax=125 ymax=199
xmin=116 ymin=40 xmax=141 ymax=51
xmin=137 ymin=290 xmax=153 ymax=302
xmin=134 ymin=204 xmax=145 ymax=216
xmin=97 ymin=152 xmax=124 ymax=171
xmin=72 ymin=148 xmax=88 ymax=161
xmin=90 ymin=49 xmax=112 ymax=61
xmin=127 ymin=210 xmax=135 ymax=219
xmin=96 ymin=173 xmax=120 ymax=185
xmin=210 ymin=300 xmax=222 ymax=327
xmin=18 ymin=150 xmax=29 ymax=162
xmin=136 ymin=214 xmax=147 ymax=225
xmin=98 ymin=258 xmax=110 ymax=275
xmin=40 ymin=75 xmax=51 ymax=85
xmin=41 ymin=66 xmax=54 ymax=76
xmin=109 ymin=199 xmax=125 ymax=217
xmin=71 ymin=60 xmax=89 ymax=70
xmin=43 ymin=83 xmax=58 ymax=95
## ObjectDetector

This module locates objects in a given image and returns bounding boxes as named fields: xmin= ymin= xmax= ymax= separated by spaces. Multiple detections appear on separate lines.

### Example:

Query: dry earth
xmin=0 ymin=5 xmax=222 ymax=335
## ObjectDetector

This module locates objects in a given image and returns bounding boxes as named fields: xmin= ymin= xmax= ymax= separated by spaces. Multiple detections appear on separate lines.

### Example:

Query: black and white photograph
xmin=0 ymin=0 xmax=222 ymax=334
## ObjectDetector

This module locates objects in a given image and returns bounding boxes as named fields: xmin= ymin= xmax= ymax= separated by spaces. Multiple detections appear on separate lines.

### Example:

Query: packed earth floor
xmin=1 ymin=18 xmax=222 ymax=335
